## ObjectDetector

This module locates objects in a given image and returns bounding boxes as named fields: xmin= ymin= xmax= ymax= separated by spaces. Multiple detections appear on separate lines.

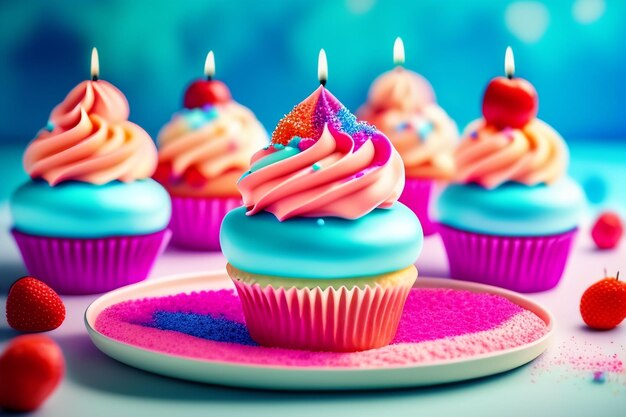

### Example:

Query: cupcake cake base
xmin=228 ymin=264 xmax=417 ymax=352
xmin=439 ymin=225 xmax=577 ymax=293
xmin=12 ymin=229 xmax=171 ymax=294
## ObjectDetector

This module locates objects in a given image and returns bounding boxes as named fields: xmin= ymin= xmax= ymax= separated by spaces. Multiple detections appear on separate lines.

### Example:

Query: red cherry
xmin=0 ymin=335 xmax=64 ymax=412
xmin=591 ymin=212 xmax=623 ymax=250
xmin=482 ymin=76 xmax=538 ymax=129
xmin=183 ymin=80 xmax=231 ymax=109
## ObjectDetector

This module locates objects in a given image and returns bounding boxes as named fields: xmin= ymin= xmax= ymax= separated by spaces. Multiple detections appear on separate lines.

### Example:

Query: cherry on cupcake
xmin=580 ymin=271 xmax=626 ymax=330
xmin=482 ymin=47 xmax=538 ymax=129
xmin=591 ymin=211 xmax=623 ymax=250
xmin=183 ymin=51 xmax=231 ymax=109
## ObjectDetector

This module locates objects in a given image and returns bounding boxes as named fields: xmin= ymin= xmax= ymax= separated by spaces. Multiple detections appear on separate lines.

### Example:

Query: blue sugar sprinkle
xmin=45 ymin=120 xmax=55 ymax=132
xmin=592 ymin=371 xmax=607 ymax=384
xmin=152 ymin=311 xmax=257 ymax=346
xmin=317 ymin=219 xmax=325 ymax=226
xmin=312 ymin=163 xmax=321 ymax=171
xmin=273 ymin=143 xmax=285 ymax=150
xmin=336 ymin=107 xmax=376 ymax=136
xmin=395 ymin=122 xmax=409 ymax=132
xmin=182 ymin=107 xmax=218 ymax=130
xmin=184 ymin=109 xmax=208 ymax=130
xmin=288 ymin=136 xmax=302 ymax=148
xmin=417 ymin=121 xmax=433 ymax=139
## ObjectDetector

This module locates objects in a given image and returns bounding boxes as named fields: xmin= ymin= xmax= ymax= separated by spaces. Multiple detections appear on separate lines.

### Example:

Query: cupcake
xmin=10 ymin=50 xmax=171 ymax=294
xmin=221 ymin=53 xmax=423 ymax=352
xmin=154 ymin=52 xmax=267 ymax=250
xmin=437 ymin=48 xmax=584 ymax=293
xmin=358 ymin=38 xmax=457 ymax=235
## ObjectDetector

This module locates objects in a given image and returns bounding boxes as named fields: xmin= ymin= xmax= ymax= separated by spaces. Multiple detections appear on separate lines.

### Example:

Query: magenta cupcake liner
xmin=12 ymin=229 xmax=171 ymax=295
xmin=232 ymin=278 xmax=414 ymax=352
xmin=438 ymin=225 xmax=577 ymax=293
xmin=169 ymin=195 xmax=241 ymax=251
xmin=398 ymin=177 xmax=437 ymax=236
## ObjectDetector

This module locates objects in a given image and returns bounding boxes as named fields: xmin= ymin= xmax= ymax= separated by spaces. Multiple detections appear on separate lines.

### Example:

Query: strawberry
xmin=6 ymin=277 xmax=66 ymax=332
xmin=591 ymin=212 xmax=623 ymax=250
xmin=580 ymin=272 xmax=626 ymax=330
xmin=0 ymin=335 xmax=65 ymax=412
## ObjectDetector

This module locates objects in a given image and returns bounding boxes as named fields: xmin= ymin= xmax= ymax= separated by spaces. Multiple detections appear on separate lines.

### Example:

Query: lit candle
xmin=393 ymin=37 xmax=405 ymax=67
xmin=91 ymin=47 xmax=99 ymax=81
xmin=183 ymin=51 xmax=232 ymax=109
xmin=318 ymin=49 xmax=327 ymax=86
xmin=482 ymin=46 xmax=538 ymax=129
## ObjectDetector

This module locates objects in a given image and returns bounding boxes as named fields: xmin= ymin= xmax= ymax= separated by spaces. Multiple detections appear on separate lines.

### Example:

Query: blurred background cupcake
xmin=358 ymin=38 xmax=457 ymax=236
xmin=437 ymin=48 xmax=585 ymax=293
xmin=221 ymin=55 xmax=423 ymax=352
xmin=10 ymin=50 xmax=171 ymax=294
xmin=154 ymin=52 xmax=267 ymax=251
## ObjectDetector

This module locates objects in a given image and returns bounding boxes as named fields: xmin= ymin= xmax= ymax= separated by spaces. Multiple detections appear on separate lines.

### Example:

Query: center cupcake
xmin=221 ymin=60 xmax=423 ymax=352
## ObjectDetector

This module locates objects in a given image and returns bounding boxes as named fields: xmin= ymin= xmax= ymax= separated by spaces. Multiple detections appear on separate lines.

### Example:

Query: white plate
xmin=85 ymin=271 xmax=554 ymax=391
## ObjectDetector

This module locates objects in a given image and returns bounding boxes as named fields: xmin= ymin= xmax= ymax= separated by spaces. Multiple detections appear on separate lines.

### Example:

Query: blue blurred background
xmin=0 ymin=0 xmax=624 ymax=143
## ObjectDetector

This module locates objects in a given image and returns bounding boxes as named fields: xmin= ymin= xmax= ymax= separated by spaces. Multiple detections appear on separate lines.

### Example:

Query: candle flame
xmin=318 ymin=49 xmax=328 ymax=86
xmin=505 ymin=46 xmax=515 ymax=78
xmin=205 ymin=51 xmax=215 ymax=79
xmin=91 ymin=47 xmax=99 ymax=81
xmin=393 ymin=37 xmax=405 ymax=66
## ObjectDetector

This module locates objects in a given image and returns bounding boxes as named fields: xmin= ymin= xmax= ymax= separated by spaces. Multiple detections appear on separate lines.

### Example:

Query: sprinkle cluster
xmin=271 ymin=89 xmax=376 ymax=147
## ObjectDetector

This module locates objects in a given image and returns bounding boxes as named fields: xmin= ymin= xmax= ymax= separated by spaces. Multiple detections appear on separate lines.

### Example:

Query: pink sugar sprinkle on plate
xmin=85 ymin=272 xmax=554 ymax=391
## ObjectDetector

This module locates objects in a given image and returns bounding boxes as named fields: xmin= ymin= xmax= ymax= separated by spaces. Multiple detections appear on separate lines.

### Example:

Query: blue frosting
xmin=238 ymin=144 xmax=301 ymax=183
xmin=437 ymin=177 xmax=585 ymax=236
xmin=220 ymin=203 xmax=423 ymax=279
xmin=10 ymin=179 xmax=171 ymax=238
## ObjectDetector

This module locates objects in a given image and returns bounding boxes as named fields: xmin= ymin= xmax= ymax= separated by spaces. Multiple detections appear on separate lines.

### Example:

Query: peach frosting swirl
xmin=156 ymin=102 xmax=268 ymax=197
xmin=358 ymin=68 xmax=457 ymax=180
xmin=24 ymin=80 xmax=157 ymax=186
xmin=454 ymin=118 xmax=568 ymax=189
xmin=239 ymin=124 xmax=405 ymax=221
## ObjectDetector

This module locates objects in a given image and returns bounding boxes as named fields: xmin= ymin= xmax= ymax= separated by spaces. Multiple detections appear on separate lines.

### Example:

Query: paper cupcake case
xmin=169 ymin=195 xmax=241 ymax=251
xmin=398 ymin=177 xmax=437 ymax=236
xmin=12 ymin=229 xmax=171 ymax=295
xmin=438 ymin=225 xmax=577 ymax=293
xmin=232 ymin=279 xmax=414 ymax=352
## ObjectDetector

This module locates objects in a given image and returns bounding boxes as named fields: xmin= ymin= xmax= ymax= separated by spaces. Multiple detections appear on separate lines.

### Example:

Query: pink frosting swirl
xmin=239 ymin=124 xmax=404 ymax=221
xmin=363 ymin=68 xmax=435 ymax=113
xmin=455 ymin=119 xmax=568 ymax=189
xmin=24 ymin=80 xmax=157 ymax=185
xmin=50 ymin=80 xmax=129 ymax=126
xmin=358 ymin=68 xmax=457 ymax=180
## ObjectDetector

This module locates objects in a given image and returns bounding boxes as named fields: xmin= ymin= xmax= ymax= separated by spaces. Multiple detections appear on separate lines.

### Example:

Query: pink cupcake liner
xmin=169 ymin=196 xmax=241 ymax=251
xmin=399 ymin=177 xmax=437 ymax=236
xmin=232 ymin=279 xmax=414 ymax=352
xmin=12 ymin=229 xmax=171 ymax=295
xmin=438 ymin=225 xmax=577 ymax=293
